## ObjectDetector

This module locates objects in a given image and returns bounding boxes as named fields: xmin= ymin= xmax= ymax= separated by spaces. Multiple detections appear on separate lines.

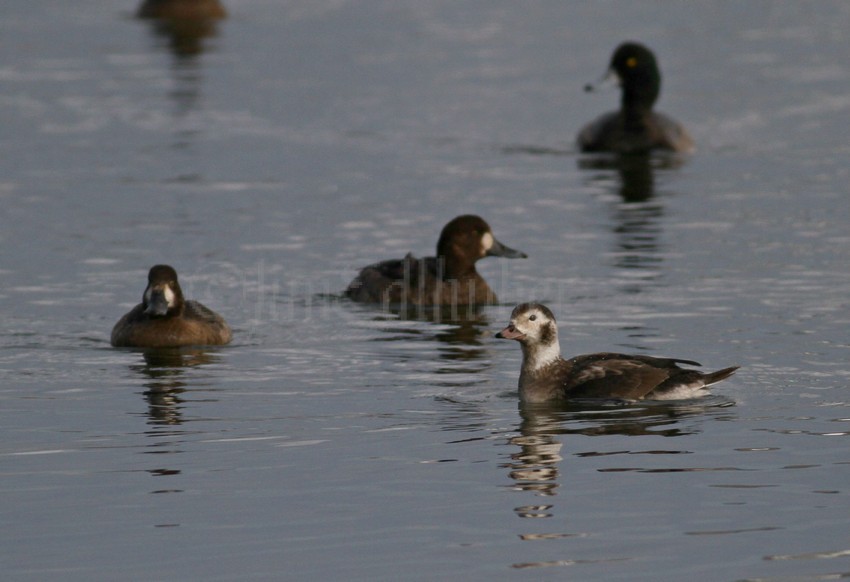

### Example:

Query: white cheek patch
xmin=481 ymin=232 xmax=494 ymax=252
xmin=145 ymin=284 xmax=176 ymax=308
xmin=163 ymin=284 xmax=176 ymax=308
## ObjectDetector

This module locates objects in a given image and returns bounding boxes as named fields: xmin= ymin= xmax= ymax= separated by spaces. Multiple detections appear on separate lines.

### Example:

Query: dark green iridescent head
xmin=609 ymin=42 xmax=662 ymax=111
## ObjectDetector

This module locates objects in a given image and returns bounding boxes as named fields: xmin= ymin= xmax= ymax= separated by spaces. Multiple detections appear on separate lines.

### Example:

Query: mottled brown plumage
xmin=111 ymin=265 xmax=232 ymax=348
xmin=497 ymin=303 xmax=738 ymax=403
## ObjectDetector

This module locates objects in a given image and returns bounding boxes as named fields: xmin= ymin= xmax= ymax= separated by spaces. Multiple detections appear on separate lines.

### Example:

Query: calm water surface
xmin=2 ymin=2 xmax=850 ymax=580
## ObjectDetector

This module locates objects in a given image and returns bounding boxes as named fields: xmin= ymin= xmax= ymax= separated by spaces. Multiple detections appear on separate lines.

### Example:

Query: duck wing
xmin=183 ymin=300 xmax=226 ymax=324
xmin=563 ymin=352 xmax=705 ymax=400
xmin=346 ymin=254 xmax=440 ymax=302
xmin=371 ymin=253 xmax=438 ymax=282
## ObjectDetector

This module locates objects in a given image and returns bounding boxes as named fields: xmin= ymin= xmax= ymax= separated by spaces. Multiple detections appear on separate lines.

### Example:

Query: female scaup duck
xmin=111 ymin=264 xmax=232 ymax=348
xmin=345 ymin=215 xmax=527 ymax=306
xmin=578 ymin=42 xmax=694 ymax=154
xmin=497 ymin=303 xmax=738 ymax=403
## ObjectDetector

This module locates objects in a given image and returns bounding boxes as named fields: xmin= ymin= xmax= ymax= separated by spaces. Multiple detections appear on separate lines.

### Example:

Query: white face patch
xmin=145 ymin=283 xmax=176 ymax=308
xmin=481 ymin=232 xmax=494 ymax=252
xmin=163 ymin=284 xmax=176 ymax=308
xmin=516 ymin=312 xmax=562 ymax=371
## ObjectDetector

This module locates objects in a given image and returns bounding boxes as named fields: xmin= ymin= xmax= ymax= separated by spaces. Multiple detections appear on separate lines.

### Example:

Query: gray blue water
xmin=2 ymin=2 xmax=850 ymax=580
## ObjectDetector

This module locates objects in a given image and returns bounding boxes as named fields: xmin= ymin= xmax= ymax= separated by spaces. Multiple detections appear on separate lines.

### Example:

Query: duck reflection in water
xmin=137 ymin=0 xmax=227 ymax=58
xmin=578 ymin=154 xmax=687 ymax=293
xmin=129 ymin=347 xmax=221 ymax=489
xmin=505 ymin=400 xmax=732 ymax=526
xmin=136 ymin=0 xmax=227 ymax=128
xmin=129 ymin=347 xmax=221 ymax=427
xmin=366 ymin=306 xmax=494 ymax=385
xmin=578 ymin=153 xmax=675 ymax=203
xmin=505 ymin=406 xmax=565 ymax=501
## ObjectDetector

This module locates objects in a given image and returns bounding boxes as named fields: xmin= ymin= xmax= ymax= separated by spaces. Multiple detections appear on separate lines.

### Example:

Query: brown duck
xmin=345 ymin=215 xmax=526 ymax=306
xmin=111 ymin=264 xmax=232 ymax=348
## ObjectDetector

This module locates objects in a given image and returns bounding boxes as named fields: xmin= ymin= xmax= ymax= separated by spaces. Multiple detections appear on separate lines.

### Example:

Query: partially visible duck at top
xmin=137 ymin=0 xmax=227 ymax=58
xmin=137 ymin=0 xmax=227 ymax=20
xmin=577 ymin=42 xmax=694 ymax=154
xmin=345 ymin=215 xmax=527 ymax=306
xmin=111 ymin=264 xmax=232 ymax=348
xmin=497 ymin=303 xmax=738 ymax=404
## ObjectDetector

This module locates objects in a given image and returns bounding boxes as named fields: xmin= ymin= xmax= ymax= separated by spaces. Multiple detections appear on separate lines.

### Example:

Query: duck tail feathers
xmin=703 ymin=366 xmax=740 ymax=386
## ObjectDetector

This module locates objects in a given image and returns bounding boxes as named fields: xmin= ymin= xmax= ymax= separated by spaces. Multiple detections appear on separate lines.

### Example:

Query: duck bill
xmin=584 ymin=68 xmax=620 ymax=93
xmin=144 ymin=288 xmax=170 ymax=316
xmin=487 ymin=238 xmax=527 ymax=259
xmin=496 ymin=325 xmax=525 ymax=340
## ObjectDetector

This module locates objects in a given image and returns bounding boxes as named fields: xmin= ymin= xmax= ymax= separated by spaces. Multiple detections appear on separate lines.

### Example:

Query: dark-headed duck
xmin=345 ymin=215 xmax=527 ymax=306
xmin=578 ymin=42 xmax=694 ymax=154
xmin=497 ymin=303 xmax=738 ymax=403
xmin=111 ymin=264 xmax=232 ymax=348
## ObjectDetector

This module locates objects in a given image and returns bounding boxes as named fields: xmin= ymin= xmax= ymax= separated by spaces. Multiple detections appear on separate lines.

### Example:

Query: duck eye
xmin=626 ymin=57 xmax=637 ymax=68
xmin=528 ymin=314 xmax=537 ymax=322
